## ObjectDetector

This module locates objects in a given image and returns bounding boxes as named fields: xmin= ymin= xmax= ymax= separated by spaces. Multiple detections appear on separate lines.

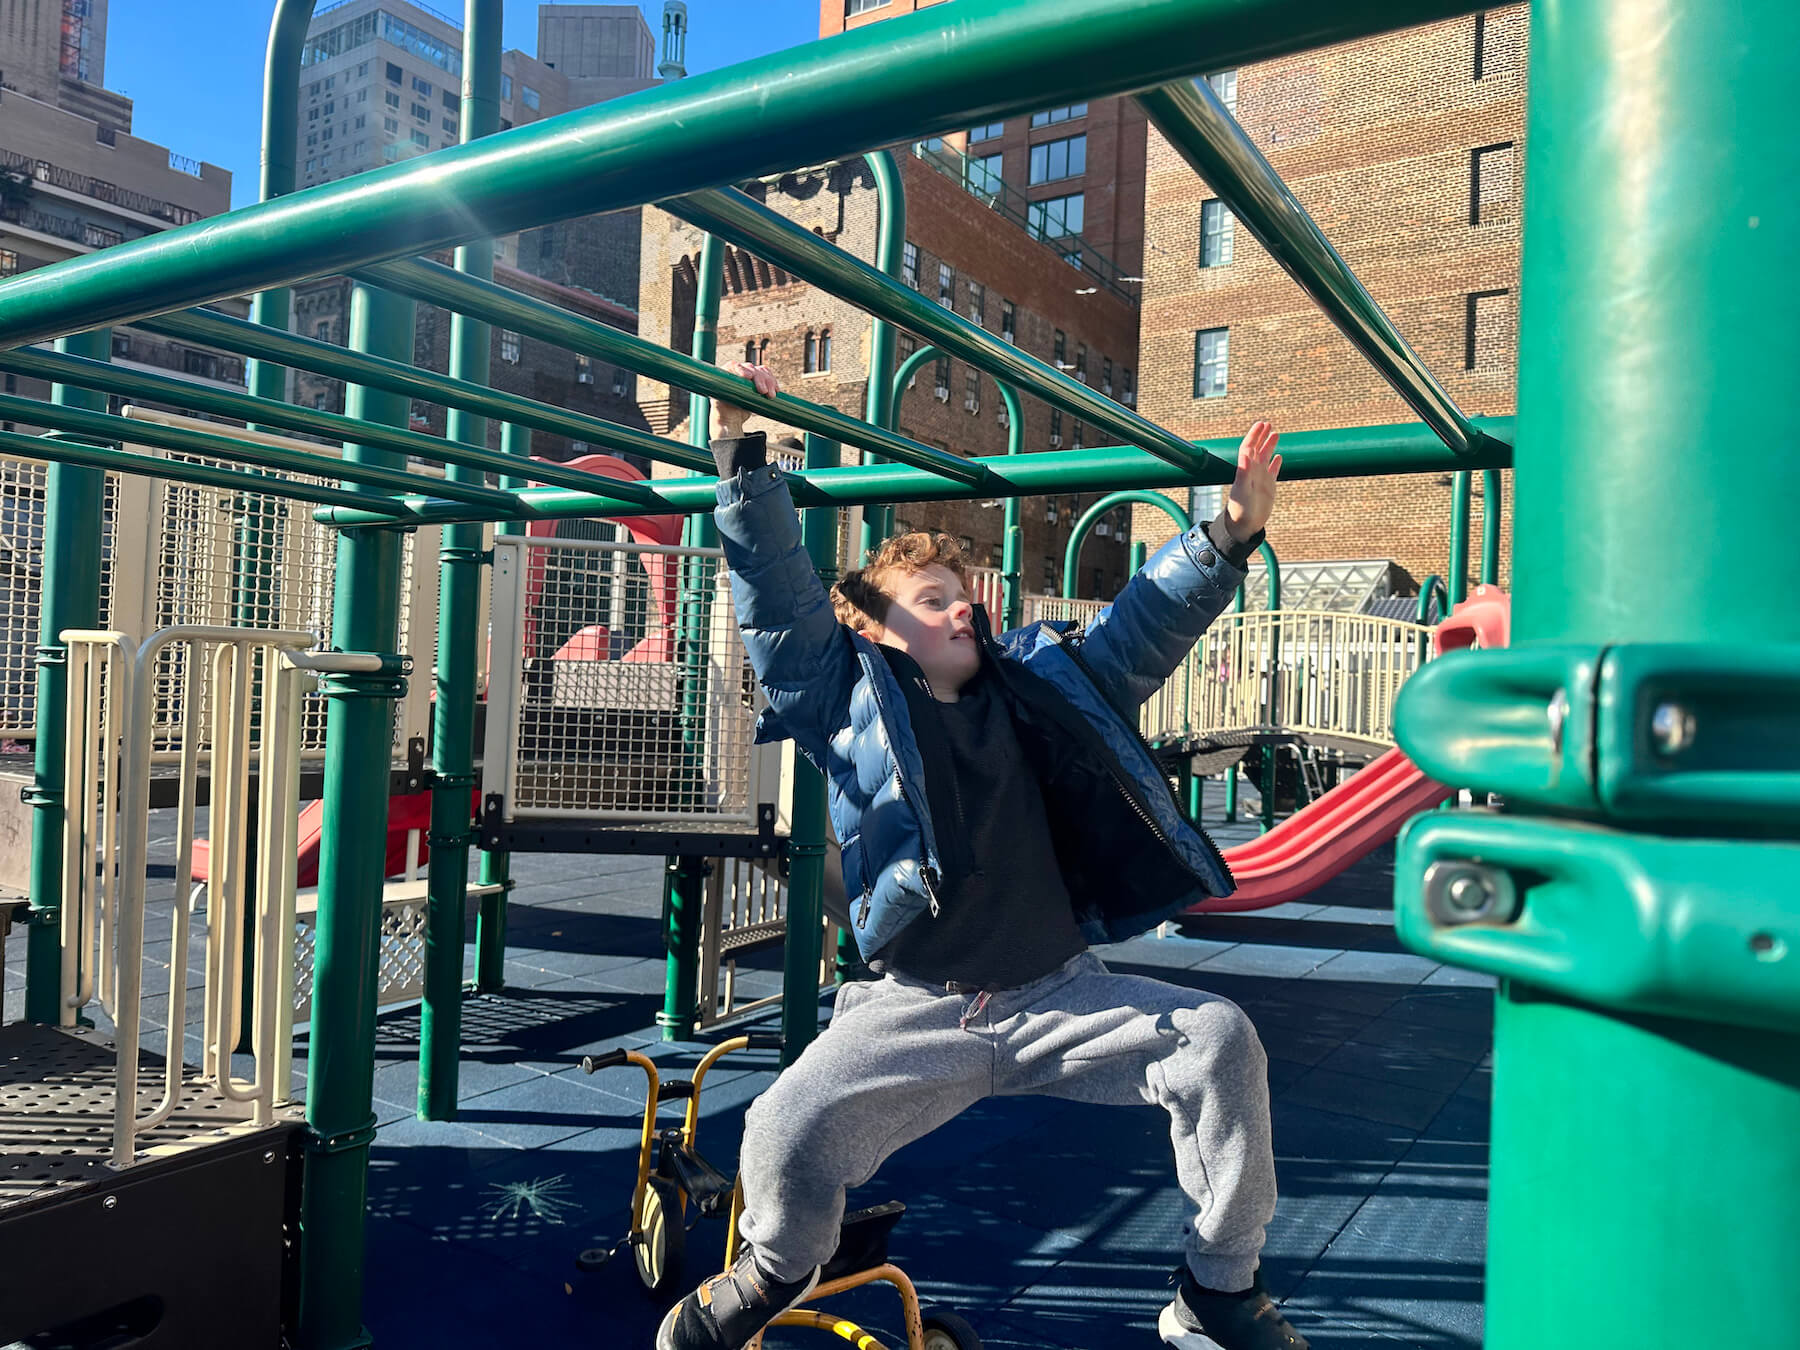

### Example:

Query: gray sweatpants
xmin=738 ymin=951 xmax=1276 ymax=1293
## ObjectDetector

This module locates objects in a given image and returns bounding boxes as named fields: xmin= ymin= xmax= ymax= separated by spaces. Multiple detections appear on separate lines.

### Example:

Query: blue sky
xmin=110 ymin=1 xmax=823 ymax=209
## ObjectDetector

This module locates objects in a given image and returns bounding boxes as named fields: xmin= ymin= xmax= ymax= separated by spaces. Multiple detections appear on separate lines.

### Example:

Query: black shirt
xmin=876 ymin=669 xmax=1088 ymax=989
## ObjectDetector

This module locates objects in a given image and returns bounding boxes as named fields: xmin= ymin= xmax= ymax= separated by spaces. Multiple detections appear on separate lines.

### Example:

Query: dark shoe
xmin=655 ymin=1248 xmax=821 ymax=1350
xmin=1158 ymin=1271 xmax=1308 ymax=1350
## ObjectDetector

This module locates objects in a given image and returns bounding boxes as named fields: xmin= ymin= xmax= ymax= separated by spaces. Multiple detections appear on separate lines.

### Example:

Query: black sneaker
xmin=655 ymin=1248 xmax=821 ymax=1350
xmin=1158 ymin=1270 xmax=1309 ymax=1350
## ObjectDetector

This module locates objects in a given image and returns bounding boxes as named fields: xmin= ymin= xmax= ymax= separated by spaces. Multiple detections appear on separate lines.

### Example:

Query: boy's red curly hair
xmin=831 ymin=531 xmax=971 ymax=633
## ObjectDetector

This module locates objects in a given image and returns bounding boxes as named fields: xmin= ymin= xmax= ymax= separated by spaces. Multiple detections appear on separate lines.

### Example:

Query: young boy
xmin=659 ymin=363 xmax=1303 ymax=1350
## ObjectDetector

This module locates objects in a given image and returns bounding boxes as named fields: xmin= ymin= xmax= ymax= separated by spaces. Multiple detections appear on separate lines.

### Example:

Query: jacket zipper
xmin=1050 ymin=626 xmax=1235 ymax=890
xmin=857 ymin=647 xmax=944 ymax=919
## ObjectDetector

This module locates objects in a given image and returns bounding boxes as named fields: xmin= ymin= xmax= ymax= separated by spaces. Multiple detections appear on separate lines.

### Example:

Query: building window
xmin=743 ymin=340 xmax=757 ymax=364
xmin=314 ymin=320 xmax=333 ymax=342
xmin=386 ymin=90 xmax=400 ymax=110
xmin=307 ymin=133 xmax=318 ymax=148
xmin=1044 ymin=558 xmax=1058 ymax=592
xmin=1102 ymin=357 xmax=1113 ymax=396
xmin=1193 ymin=328 xmax=1229 ymax=398
xmin=1205 ymin=70 xmax=1239 ymax=114
xmin=386 ymin=62 xmax=402 ymax=83
xmin=902 ymin=240 xmax=919 ymax=289
xmin=966 ymin=152 xmax=1003 ymax=202
xmin=934 ymin=354 xmax=951 ymax=398
xmin=1050 ymin=409 xmax=1063 ymax=446
xmin=967 ymin=280 xmax=985 ymax=325
xmin=308 ymin=107 xmax=321 ymax=122
xmin=805 ymin=328 xmax=831 ymax=373
xmin=1053 ymin=330 xmax=1067 ymax=367
xmin=1465 ymin=289 xmax=1511 ymax=371
xmin=320 ymin=152 xmax=333 ymax=168
xmin=819 ymin=327 xmax=832 ymax=371
xmin=1076 ymin=344 xmax=1088 ymax=383
xmin=937 ymin=262 xmax=954 ymax=307
xmin=1073 ymin=421 xmax=1084 ymax=449
xmin=322 ymin=127 xmax=334 ymax=142
xmin=846 ymin=0 xmax=890 ymax=14
xmin=964 ymin=368 xmax=981 ymax=413
xmin=323 ymin=100 xmax=335 ymax=116
xmin=500 ymin=330 xmax=522 ymax=364
xmin=1028 ymin=134 xmax=1086 ymax=185
xmin=501 ymin=73 xmax=513 ymax=100
xmin=1031 ymin=104 xmax=1088 ymax=128
xmin=898 ymin=333 xmax=917 ymax=387
xmin=612 ymin=367 xmax=630 ymax=397
xmin=384 ymin=117 xmax=399 ymax=134
xmin=0 ymin=250 xmax=18 ymax=276
xmin=310 ymin=81 xmax=321 ymax=97
xmin=576 ymin=354 xmax=594 ymax=385
xmin=522 ymin=86 xmax=540 ymax=111
xmin=412 ymin=75 xmax=432 ymax=95
xmin=1028 ymin=193 xmax=1084 ymax=240
xmin=411 ymin=102 xmax=429 ymax=120
xmin=443 ymin=117 xmax=458 ymax=134
xmin=1469 ymin=142 xmax=1516 ymax=225
xmin=305 ymin=157 xmax=316 ymax=173
xmin=968 ymin=121 xmax=1004 ymax=144
xmin=1200 ymin=199 xmax=1235 ymax=267
xmin=1473 ymin=12 xmax=1488 ymax=79
xmin=1122 ymin=368 xmax=1135 ymax=406
xmin=442 ymin=89 xmax=458 ymax=111
xmin=1001 ymin=300 xmax=1016 ymax=345
xmin=354 ymin=114 xmax=366 ymax=130
xmin=757 ymin=338 xmax=769 ymax=364
xmin=411 ymin=129 xmax=429 ymax=148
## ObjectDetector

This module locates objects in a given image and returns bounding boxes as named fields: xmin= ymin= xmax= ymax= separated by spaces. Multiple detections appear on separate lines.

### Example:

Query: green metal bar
xmin=861 ymin=149 xmax=906 ymax=556
xmin=319 ymin=416 xmax=1516 ymax=528
xmin=358 ymin=258 xmax=987 ymax=486
xmin=1481 ymin=468 xmax=1502 ymax=586
xmin=672 ymin=188 xmax=1217 ymax=477
xmin=783 ymin=431 xmax=838 ymax=1067
xmin=1415 ymin=574 xmax=1447 ymax=624
xmin=657 ymin=856 xmax=705 ymax=1041
xmin=1137 ymin=80 xmax=1495 ymax=459
xmin=22 ymin=330 xmax=111 ymax=1023
xmin=0 ymin=392 xmax=512 ymax=511
xmin=1062 ymin=490 xmax=1191 ymax=596
xmin=686 ymin=231 xmax=726 ymax=541
xmin=137 ymin=309 xmax=697 ymax=486
xmin=418 ymin=0 xmax=504 ymax=1125
xmin=295 ymin=282 xmax=413 ymax=1350
xmin=1479 ymin=4 xmax=1800 ymax=1342
xmin=471 ymin=419 xmax=534 ymax=993
xmin=0 ymin=426 xmax=409 ymax=515
xmin=0 ymin=0 xmax=1489 ymax=350
xmin=1448 ymin=472 xmax=1472 ymax=607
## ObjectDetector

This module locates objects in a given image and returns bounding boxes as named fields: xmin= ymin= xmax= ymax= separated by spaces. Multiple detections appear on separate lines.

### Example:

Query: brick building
xmin=1133 ymin=7 xmax=1527 ymax=598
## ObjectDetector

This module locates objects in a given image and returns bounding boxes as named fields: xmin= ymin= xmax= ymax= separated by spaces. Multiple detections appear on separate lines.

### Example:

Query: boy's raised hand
xmin=709 ymin=361 xmax=780 ymax=444
xmin=1224 ymin=420 xmax=1282 ymax=543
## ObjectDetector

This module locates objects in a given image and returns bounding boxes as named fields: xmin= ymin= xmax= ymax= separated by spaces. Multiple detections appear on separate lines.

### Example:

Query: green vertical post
xmin=1223 ymin=582 xmax=1244 ymax=825
xmin=1447 ymin=470 xmax=1471 ymax=607
xmin=295 ymin=282 xmax=414 ymax=1350
xmin=1480 ymin=468 xmax=1502 ymax=586
xmin=472 ymin=420 xmax=530 ymax=993
xmin=997 ymin=382 xmax=1024 ymax=628
xmin=860 ymin=150 xmax=905 ymax=560
xmin=1482 ymin=3 xmax=1800 ymax=1345
xmin=1258 ymin=541 xmax=1280 ymax=833
xmin=782 ymin=431 xmax=837 ymax=1067
xmin=22 ymin=328 xmax=112 ymax=1023
xmin=418 ymin=0 xmax=502 ymax=1123
xmin=657 ymin=855 xmax=706 ymax=1040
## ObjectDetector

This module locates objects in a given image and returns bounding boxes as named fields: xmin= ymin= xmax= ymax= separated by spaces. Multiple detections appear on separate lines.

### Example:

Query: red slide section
xmin=1185 ymin=585 xmax=1510 ymax=915
xmin=1192 ymin=749 xmax=1450 ymax=913
xmin=191 ymin=789 xmax=477 ymax=888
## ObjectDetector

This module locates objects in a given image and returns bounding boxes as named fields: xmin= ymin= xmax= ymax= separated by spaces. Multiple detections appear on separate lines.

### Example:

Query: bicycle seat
xmin=822 ymin=1201 xmax=907 ymax=1281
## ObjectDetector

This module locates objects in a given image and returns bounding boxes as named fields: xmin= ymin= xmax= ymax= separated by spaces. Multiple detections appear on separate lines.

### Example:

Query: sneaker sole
xmin=656 ymin=1266 xmax=822 ymax=1350
xmin=1158 ymin=1301 xmax=1227 ymax=1350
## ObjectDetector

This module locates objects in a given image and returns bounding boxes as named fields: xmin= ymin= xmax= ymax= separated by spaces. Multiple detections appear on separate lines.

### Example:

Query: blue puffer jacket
xmin=715 ymin=463 xmax=1254 ymax=964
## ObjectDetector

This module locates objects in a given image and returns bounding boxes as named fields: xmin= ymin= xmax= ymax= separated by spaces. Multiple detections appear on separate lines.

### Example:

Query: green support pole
xmin=418 ymin=0 xmax=502 ymax=1124
xmin=861 ymin=149 xmax=905 ymax=559
xmin=22 ymin=329 xmax=111 ymax=1023
xmin=1447 ymin=471 xmax=1471 ymax=607
xmin=1062 ymin=489 xmax=1190 ymax=595
xmin=657 ymin=856 xmax=706 ymax=1041
xmin=782 ymin=431 xmax=838 ymax=1067
xmin=295 ymin=282 xmax=414 ymax=1350
xmin=473 ymin=419 xmax=533 ymax=993
xmin=1480 ymin=468 xmax=1502 ymax=586
xmin=1393 ymin=5 xmax=1800 ymax=1345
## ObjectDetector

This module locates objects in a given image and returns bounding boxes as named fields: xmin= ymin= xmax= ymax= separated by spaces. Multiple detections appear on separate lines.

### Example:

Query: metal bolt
xmin=1651 ymin=701 xmax=1696 ymax=756
xmin=1423 ymin=860 xmax=1519 ymax=927
xmin=1547 ymin=688 xmax=1571 ymax=755
xmin=102 ymin=1195 xmax=117 ymax=1210
xmin=263 ymin=1150 xmax=275 ymax=1164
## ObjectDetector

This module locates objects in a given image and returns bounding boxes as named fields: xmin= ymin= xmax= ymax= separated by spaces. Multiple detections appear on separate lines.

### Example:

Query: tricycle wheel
xmin=633 ymin=1175 xmax=685 ymax=1295
xmin=920 ymin=1309 xmax=982 ymax=1350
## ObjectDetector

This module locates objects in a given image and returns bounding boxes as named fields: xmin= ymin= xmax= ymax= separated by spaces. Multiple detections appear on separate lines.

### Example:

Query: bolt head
xmin=102 ymin=1195 xmax=117 ymax=1210
xmin=1651 ymin=702 xmax=1696 ymax=756
xmin=1444 ymin=872 xmax=1490 ymax=915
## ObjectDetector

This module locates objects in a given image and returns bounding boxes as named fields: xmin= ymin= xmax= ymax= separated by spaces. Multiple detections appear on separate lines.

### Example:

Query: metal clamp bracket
xmin=1396 ymin=642 xmax=1800 ymax=824
xmin=1396 ymin=809 xmax=1799 ymax=1033
xmin=438 ymin=546 xmax=494 ymax=566
xmin=301 ymin=1114 xmax=380 ymax=1156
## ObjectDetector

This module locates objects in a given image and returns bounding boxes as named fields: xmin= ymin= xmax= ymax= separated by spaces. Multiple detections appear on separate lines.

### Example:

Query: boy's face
xmin=862 ymin=564 xmax=980 ymax=700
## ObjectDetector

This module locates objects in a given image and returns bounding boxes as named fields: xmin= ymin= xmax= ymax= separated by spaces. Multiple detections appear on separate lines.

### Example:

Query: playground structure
xmin=0 ymin=2 xmax=1793 ymax=1349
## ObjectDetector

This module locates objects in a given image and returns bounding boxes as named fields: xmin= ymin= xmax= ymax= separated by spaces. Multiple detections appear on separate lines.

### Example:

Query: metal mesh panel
xmin=496 ymin=535 xmax=763 ymax=822
xmin=0 ymin=455 xmax=122 ymax=739
xmin=292 ymin=891 xmax=429 ymax=1024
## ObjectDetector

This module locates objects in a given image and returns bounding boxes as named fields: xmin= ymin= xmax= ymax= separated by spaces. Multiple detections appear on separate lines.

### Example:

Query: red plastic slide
xmin=1186 ymin=585 xmax=1511 ymax=915
xmin=190 ymin=788 xmax=476 ymax=888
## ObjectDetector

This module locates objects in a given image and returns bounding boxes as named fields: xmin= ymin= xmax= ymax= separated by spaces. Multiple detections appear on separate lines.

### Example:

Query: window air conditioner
xmin=934 ymin=385 xmax=950 ymax=401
